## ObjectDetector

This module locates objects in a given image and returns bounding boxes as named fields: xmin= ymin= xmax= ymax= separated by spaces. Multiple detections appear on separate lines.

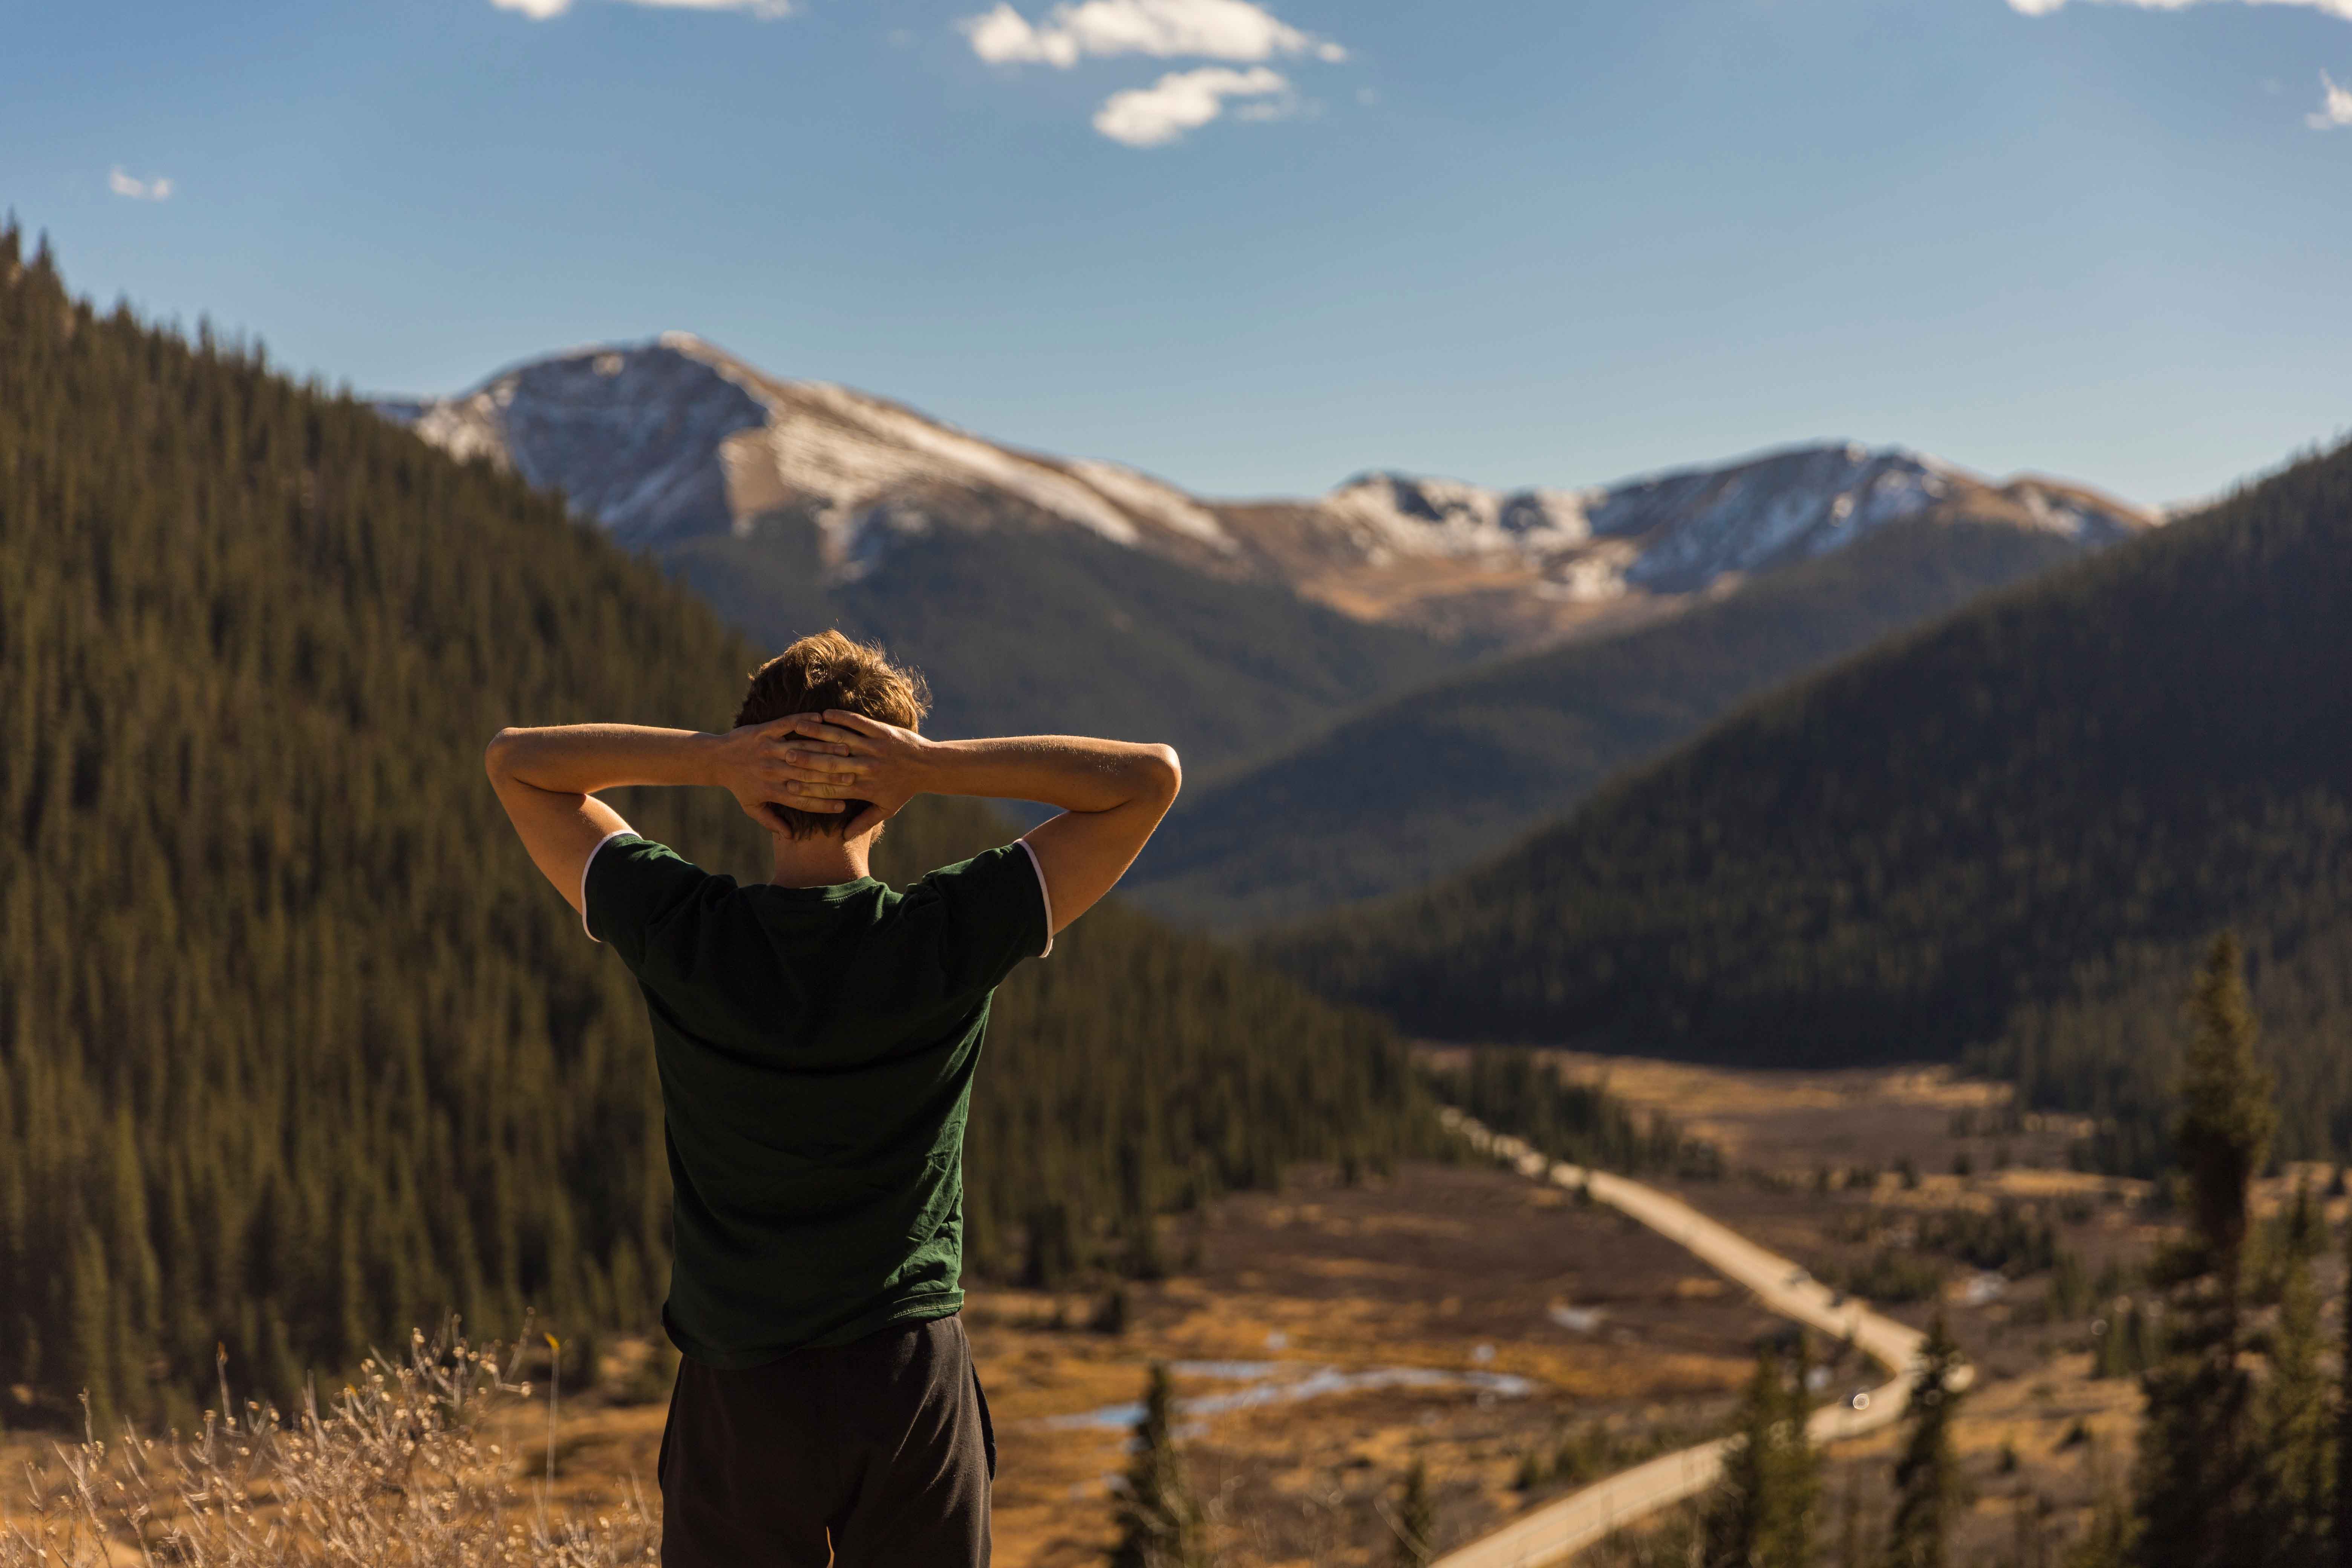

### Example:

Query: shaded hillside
xmin=663 ymin=508 xmax=1460 ymax=776
xmin=1269 ymin=436 xmax=2352 ymax=1165
xmin=1129 ymin=518 xmax=2094 ymax=928
xmin=0 ymin=230 xmax=1430 ymax=1427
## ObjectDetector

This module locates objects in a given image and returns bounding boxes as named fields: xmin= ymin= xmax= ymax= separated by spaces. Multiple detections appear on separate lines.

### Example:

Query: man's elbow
xmin=1140 ymin=744 xmax=1182 ymax=804
xmin=484 ymin=727 xmax=522 ymax=781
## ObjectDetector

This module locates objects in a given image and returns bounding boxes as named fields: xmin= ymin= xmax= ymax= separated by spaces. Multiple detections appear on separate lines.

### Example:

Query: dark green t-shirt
xmin=584 ymin=833 xmax=1050 ymax=1368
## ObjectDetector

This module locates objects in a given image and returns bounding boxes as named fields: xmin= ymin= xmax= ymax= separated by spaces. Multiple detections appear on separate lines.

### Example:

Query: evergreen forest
xmin=1271 ymin=434 xmax=2352 ymax=1172
xmin=0 ymin=229 xmax=1435 ymax=1429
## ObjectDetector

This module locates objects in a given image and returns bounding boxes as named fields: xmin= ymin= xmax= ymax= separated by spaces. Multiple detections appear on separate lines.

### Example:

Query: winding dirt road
xmin=1430 ymin=1109 xmax=1968 ymax=1568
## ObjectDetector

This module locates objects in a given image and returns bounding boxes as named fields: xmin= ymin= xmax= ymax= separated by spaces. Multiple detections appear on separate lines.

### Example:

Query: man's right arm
xmin=774 ymin=714 xmax=1181 ymax=934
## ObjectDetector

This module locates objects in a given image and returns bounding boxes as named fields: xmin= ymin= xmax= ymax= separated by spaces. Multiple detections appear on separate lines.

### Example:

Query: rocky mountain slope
xmin=382 ymin=334 xmax=2154 ymax=835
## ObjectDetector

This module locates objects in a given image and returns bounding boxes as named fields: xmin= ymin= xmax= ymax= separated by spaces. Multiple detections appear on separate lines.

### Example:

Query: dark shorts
xmin=657 ymin=1314 xmax=996 ymax=1567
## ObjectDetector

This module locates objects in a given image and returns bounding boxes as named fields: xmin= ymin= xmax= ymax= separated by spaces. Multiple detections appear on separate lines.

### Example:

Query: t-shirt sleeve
xmin=899 ymin=841 xmax=1054 ymax=997
xmin=583 ymin=834 xmax=712 ymax=969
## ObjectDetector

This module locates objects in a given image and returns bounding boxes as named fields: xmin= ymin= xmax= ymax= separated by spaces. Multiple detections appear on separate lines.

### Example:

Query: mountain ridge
xmin=383 ymin=335 xmax=2162 ymax=899
xmin=380 ymin=334 xmax=2156 ymax=651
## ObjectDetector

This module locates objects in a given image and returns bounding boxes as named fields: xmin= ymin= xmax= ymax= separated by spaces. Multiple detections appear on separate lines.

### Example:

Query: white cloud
xmin=2311 ymin=69 xmax=2352 ymax=123
xmin=1092 ymin=63 xmax=1287 ymax=145
xmin=962 ymin=0 xmax=1343 ymax=68
xmin=2006 ymin=0 xmax=2352 ymax=20
xmin=493 ymin=0 xmax=795 ymax=20
xmin=108 ymin=167 xmax=173 ymax=201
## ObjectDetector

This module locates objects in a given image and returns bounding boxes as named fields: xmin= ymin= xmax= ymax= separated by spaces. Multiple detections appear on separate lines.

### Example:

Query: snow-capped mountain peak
xmin=379 ymin=338 xmax=2156 ymax=643
xmin=1310 ymin=443 xmax=2151 ymax=603
xmin=383 ymin=337 xmax=1241 ymax=573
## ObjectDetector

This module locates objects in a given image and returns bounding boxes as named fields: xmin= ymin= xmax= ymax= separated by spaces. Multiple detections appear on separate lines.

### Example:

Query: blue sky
xmin=7 ymin=0 xmax=2348 ymax=507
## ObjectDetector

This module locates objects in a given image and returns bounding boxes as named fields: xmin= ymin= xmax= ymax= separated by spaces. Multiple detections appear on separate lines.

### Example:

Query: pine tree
xmin=1837 ymin=1464 xmax=1869 ymax=1568
xmin=2257 ymin=1253 xmax=2331 ymax=1568
xmin=2331 ymin=1211 xmax=2352 ymax=1568
xmin=2130 ymin=934 xmax=2275 ymax=1568
xmin=1706 ymin=1340 xmax=1819 ymax=1568
xmin=2012 ymin=1494 xmax=2052 ymax=1568
xmin=2068 ymin=1439 xmax=2136 ymax=1568
xmin=1885 ymin=1315 xmax=1965 ymax=1568
xmin=1391 ymin=1458 xmax=1436 ymax=1568
xmin=1111 ymin=1364 xmax=1211 ymax=1568
xmin=2069 ymin=1492 xmax=2134 ymax=1568
xmin=2286 ymin=1176 xmax=2326 ymax=1261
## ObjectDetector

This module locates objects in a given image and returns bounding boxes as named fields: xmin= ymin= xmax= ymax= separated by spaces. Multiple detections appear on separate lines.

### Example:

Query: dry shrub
xmin=0 ymin=1326 xmax=656 ymax=1566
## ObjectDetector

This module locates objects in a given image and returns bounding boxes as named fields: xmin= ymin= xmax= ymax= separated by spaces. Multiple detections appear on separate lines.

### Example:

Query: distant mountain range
xmin=1266 ymin=433 xmax=2352 ymax=1168
xmin=381 ymin=334 xmax=2155 ymax=900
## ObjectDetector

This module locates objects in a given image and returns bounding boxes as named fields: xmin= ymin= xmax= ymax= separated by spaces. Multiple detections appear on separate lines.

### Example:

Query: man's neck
xmin=767 ymin=830 xmax=874 ymax=889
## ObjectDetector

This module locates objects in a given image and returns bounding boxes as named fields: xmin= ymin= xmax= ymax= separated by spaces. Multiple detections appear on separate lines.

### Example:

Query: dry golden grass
xmin=0 ymin=1329 xmax=655 ymax=1568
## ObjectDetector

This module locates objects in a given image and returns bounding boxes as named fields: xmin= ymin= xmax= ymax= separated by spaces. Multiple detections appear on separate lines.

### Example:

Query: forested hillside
xmin=0 ymin=228 xmax=1430 ymax=1429
xmin=1129 ymin=518 xmax=2091 ymax=928
xmin=1271 ymin=436 xmax=2352 ymax=1169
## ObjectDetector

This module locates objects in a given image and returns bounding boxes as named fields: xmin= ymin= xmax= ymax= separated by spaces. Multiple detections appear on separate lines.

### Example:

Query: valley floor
xmin=19 ymin=1056 xmax=2317 ymax=1567
xmin=299 ymin=1159 xmax=1787 ymax=1566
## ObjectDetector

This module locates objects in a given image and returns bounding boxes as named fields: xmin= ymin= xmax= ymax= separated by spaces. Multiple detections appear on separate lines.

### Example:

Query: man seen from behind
xmin=483 ymin=630 xmax=1182 ymax=1566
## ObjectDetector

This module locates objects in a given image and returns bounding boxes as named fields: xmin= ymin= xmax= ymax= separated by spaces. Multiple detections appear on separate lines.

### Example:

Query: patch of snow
xmin=1064 ymin=458 xmax=1239 ymax=552
xmin=1320 ymin=473 xmax=1595 ymax=560
xmin=407 ymin=396 xmax=510 ymax=469
xmin=762 ymin=381 xmax=1148 ymax=552
xmin=1605 ymin=445 xmax=1950 ymax=591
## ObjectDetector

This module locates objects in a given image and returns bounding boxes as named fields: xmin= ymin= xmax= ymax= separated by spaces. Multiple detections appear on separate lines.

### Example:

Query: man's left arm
xmin=483 ymin=721 xmax=841 ymax=917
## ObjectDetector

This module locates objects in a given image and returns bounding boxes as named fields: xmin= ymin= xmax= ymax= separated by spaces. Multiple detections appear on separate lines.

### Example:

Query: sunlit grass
xmin=0 ymin=1326 xmax=656 ymax=1566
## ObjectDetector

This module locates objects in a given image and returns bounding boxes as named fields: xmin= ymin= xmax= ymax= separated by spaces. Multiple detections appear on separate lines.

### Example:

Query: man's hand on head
xmin=712 ymin=718 xmax=856 ymax=832
xmin=778 ymin=711 xmax=936 ymax=837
